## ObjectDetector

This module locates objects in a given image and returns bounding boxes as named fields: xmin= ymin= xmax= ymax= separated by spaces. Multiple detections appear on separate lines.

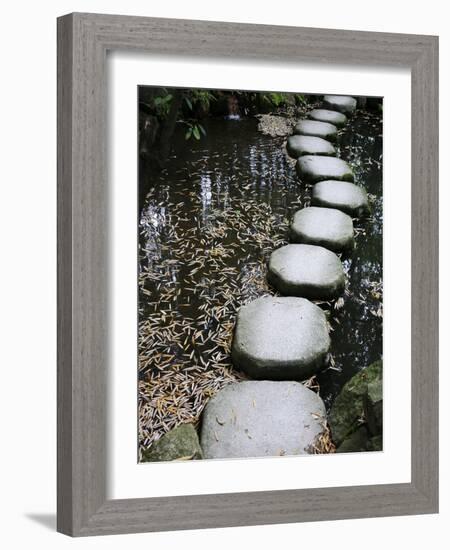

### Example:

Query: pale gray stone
xmin=323 ymin=95 xmax=357 ymax=114
xmin=296 ymin=155 xmax=354 ymax=183
xmin=268 ymin=244 xmax=345 ymax=300
xmin=200 ymin=380 xmax=327 ymax=459
xmin=286 ymin=135 xmax=335 ymax=158
xmin=309 ymin=108 xmax=347 ymax=127
xmin=293 ymin=119 xmax=338 ymax=141
xmin=311 ymin=180 xmax=370 ymax=217
xmin=231 ymin=296 xmax=330 ymax=380
xmin=290 ymin=207 xmax=354 ymax=253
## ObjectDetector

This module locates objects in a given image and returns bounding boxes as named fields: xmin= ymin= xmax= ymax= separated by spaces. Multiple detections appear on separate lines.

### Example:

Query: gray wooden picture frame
xmin=57 ymin=12 xmax=439 ymax=537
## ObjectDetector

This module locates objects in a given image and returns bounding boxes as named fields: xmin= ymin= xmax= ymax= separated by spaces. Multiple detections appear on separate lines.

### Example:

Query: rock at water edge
xmin=141 ymin=423 xmax=203 ymax=462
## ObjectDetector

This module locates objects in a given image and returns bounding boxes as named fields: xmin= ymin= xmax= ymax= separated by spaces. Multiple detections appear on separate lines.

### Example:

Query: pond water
xmin=138 ymin=109 xmax=383 ymax=451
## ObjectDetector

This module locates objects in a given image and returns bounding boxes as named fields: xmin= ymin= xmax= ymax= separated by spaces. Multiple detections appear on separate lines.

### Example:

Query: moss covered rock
xmin=141 ymin=423 xmax=203 ymax=462
xmin=329 ymin=360 xmax=382 ymax=449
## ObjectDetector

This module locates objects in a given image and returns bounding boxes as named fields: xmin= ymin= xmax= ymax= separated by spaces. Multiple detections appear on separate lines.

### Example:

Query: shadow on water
xmin=138 ymin=111 xmax=382 ymax=445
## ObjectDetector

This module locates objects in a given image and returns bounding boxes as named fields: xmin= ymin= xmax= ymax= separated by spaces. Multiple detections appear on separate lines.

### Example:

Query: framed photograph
xmin=57 ymin=13 xmax=438 ymax=536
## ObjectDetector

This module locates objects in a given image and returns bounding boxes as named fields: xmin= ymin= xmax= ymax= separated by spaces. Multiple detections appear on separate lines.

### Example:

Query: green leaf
xmin=184 ymin=96 xmax=193 ymax=110
xmin=192 ymin=126 xmax=201 ymax=140
xmin=185 ymin=128 xmax=193 ymax=140
xmin=198 ymin=123 xmax=207 ymax=136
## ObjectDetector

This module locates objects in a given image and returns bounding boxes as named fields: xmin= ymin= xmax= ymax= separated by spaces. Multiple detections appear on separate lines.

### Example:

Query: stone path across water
xmin=195 ymin=95 xmax=378 ymax=460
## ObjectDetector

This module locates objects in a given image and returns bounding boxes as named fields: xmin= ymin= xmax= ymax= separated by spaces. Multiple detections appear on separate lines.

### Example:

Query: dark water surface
xmin=138 ymin=111 xmax=382 ymax=449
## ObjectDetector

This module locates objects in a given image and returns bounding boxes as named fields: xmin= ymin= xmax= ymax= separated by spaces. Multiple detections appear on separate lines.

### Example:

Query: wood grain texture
xmin=57 ymin=12 xmax=439 ymax=537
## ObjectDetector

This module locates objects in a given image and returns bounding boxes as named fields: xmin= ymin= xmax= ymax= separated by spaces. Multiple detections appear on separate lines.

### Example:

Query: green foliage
xmin=266 ymin=92 xmax=288 ymax=107
xmin=182 ymin=91 xmax=211 ymax=140
xmin=152 ymin=91 xmax=173 ymax=117
xmin=184 ymin=122 xmax=206 ymax=141
xmin=190 ymin=90 xmax=216 ymax=109
xmin=184 ymin=90 xmax=216 ymax=112
xmin=294 ymin=94 xmax=307 ymax=105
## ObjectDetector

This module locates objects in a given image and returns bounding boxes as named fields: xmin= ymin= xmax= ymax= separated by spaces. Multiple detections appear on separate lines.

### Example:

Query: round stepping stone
xmin=200 ymin=380 xmax=327 ymax=459
xmin=293 ymin=119 xmax=338 ymax=142
xmin=309 ymin=108 xmax=347 ymax=128
xmin=323 ymin=95 xmax=357 ymax=115
xmin=268 ymin=244 xmax=345 ymax=300
xmin=296 ymin=155 xmax=354 ymax=183
xmin=290 ymin=207 xmax=354 ymax=253
xmin=286 ymin=135 xmax=336 ymax=158
xmin=311 ymin=180 xmax=370 ymax=217
xmin=231 ymin=296 xmax=330 ymax=380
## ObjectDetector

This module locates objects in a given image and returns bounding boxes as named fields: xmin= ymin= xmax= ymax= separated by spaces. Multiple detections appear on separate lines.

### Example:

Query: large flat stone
xmin=296 ymin=155 xmax=354 ymax=183
xmin=286 ymin=135 xmax=335 ymax=159
xmin=290 ymin=207 xmax=354 ymax=253
xmin=200 ymin=381 xmax=327 ymax=459
xmin=293 ymin=119 xmax=338 ymax=142
xmin=231 ymin=296 xmax=330 ymax=380
xmin=311 ymin=180 xmax=370 ymax=217
xmin=268 ymin=244 xmax=345 ymax=300
xmin=309 ymin=108 xmax=347 ymax=128
xmin=323 ymin=95 xmax=357 ymax=114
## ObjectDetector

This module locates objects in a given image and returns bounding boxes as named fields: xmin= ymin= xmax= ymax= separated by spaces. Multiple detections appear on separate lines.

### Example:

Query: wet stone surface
xmin=286 ymin=135 xmax=336 ymax=158
xmin=309 ymin=108 xmax=347 ymax=127
xmin=311 ymin=180 xmax=370 ymax=217
xmin=268 ymin=244 xmax=345 ymax=300
xmin=231 ymin=296 xmax=330 ymax=380
xmin=293 ymin=119 xmax=338 ymax=142
xmin=296 ymin=155 xmax=354 ymax=183
xmin=290 ymin=206 xmax=354 ymax=253
xmin=200 ymin=380 xmax=327 ymax=459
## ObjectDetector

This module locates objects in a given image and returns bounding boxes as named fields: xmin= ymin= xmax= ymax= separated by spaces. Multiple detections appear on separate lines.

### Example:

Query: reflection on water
xmin=138 ymin=111 xmax=382 ymax=450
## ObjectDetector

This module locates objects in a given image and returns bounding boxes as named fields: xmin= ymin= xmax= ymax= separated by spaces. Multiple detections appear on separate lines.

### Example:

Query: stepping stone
xmin=323 ymin=95 xmax=357 ymax=115
xmin=309 ymin=108 xmax=347 ymax=128
xmin=141 ymin=424 xmax=203 ymax=462
xmin=286 ymin=135 xmax=336 ymax=159
xmin=311 ymin=180 xmax=370 ymax=217
xmin=290 ymin=207 xmax=354 ymax=253
xmin=268 ymin=244 xmax=345 ymax=300
xmin=200 ymin=380 xmax=327 ymax=459
xmin=293 ymin=119 xmax=338 ymax=142
xmin=296 ymin=155 xmax=354 ymax=183
xmin=231 ymin=296 xmax=330 ymax=380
